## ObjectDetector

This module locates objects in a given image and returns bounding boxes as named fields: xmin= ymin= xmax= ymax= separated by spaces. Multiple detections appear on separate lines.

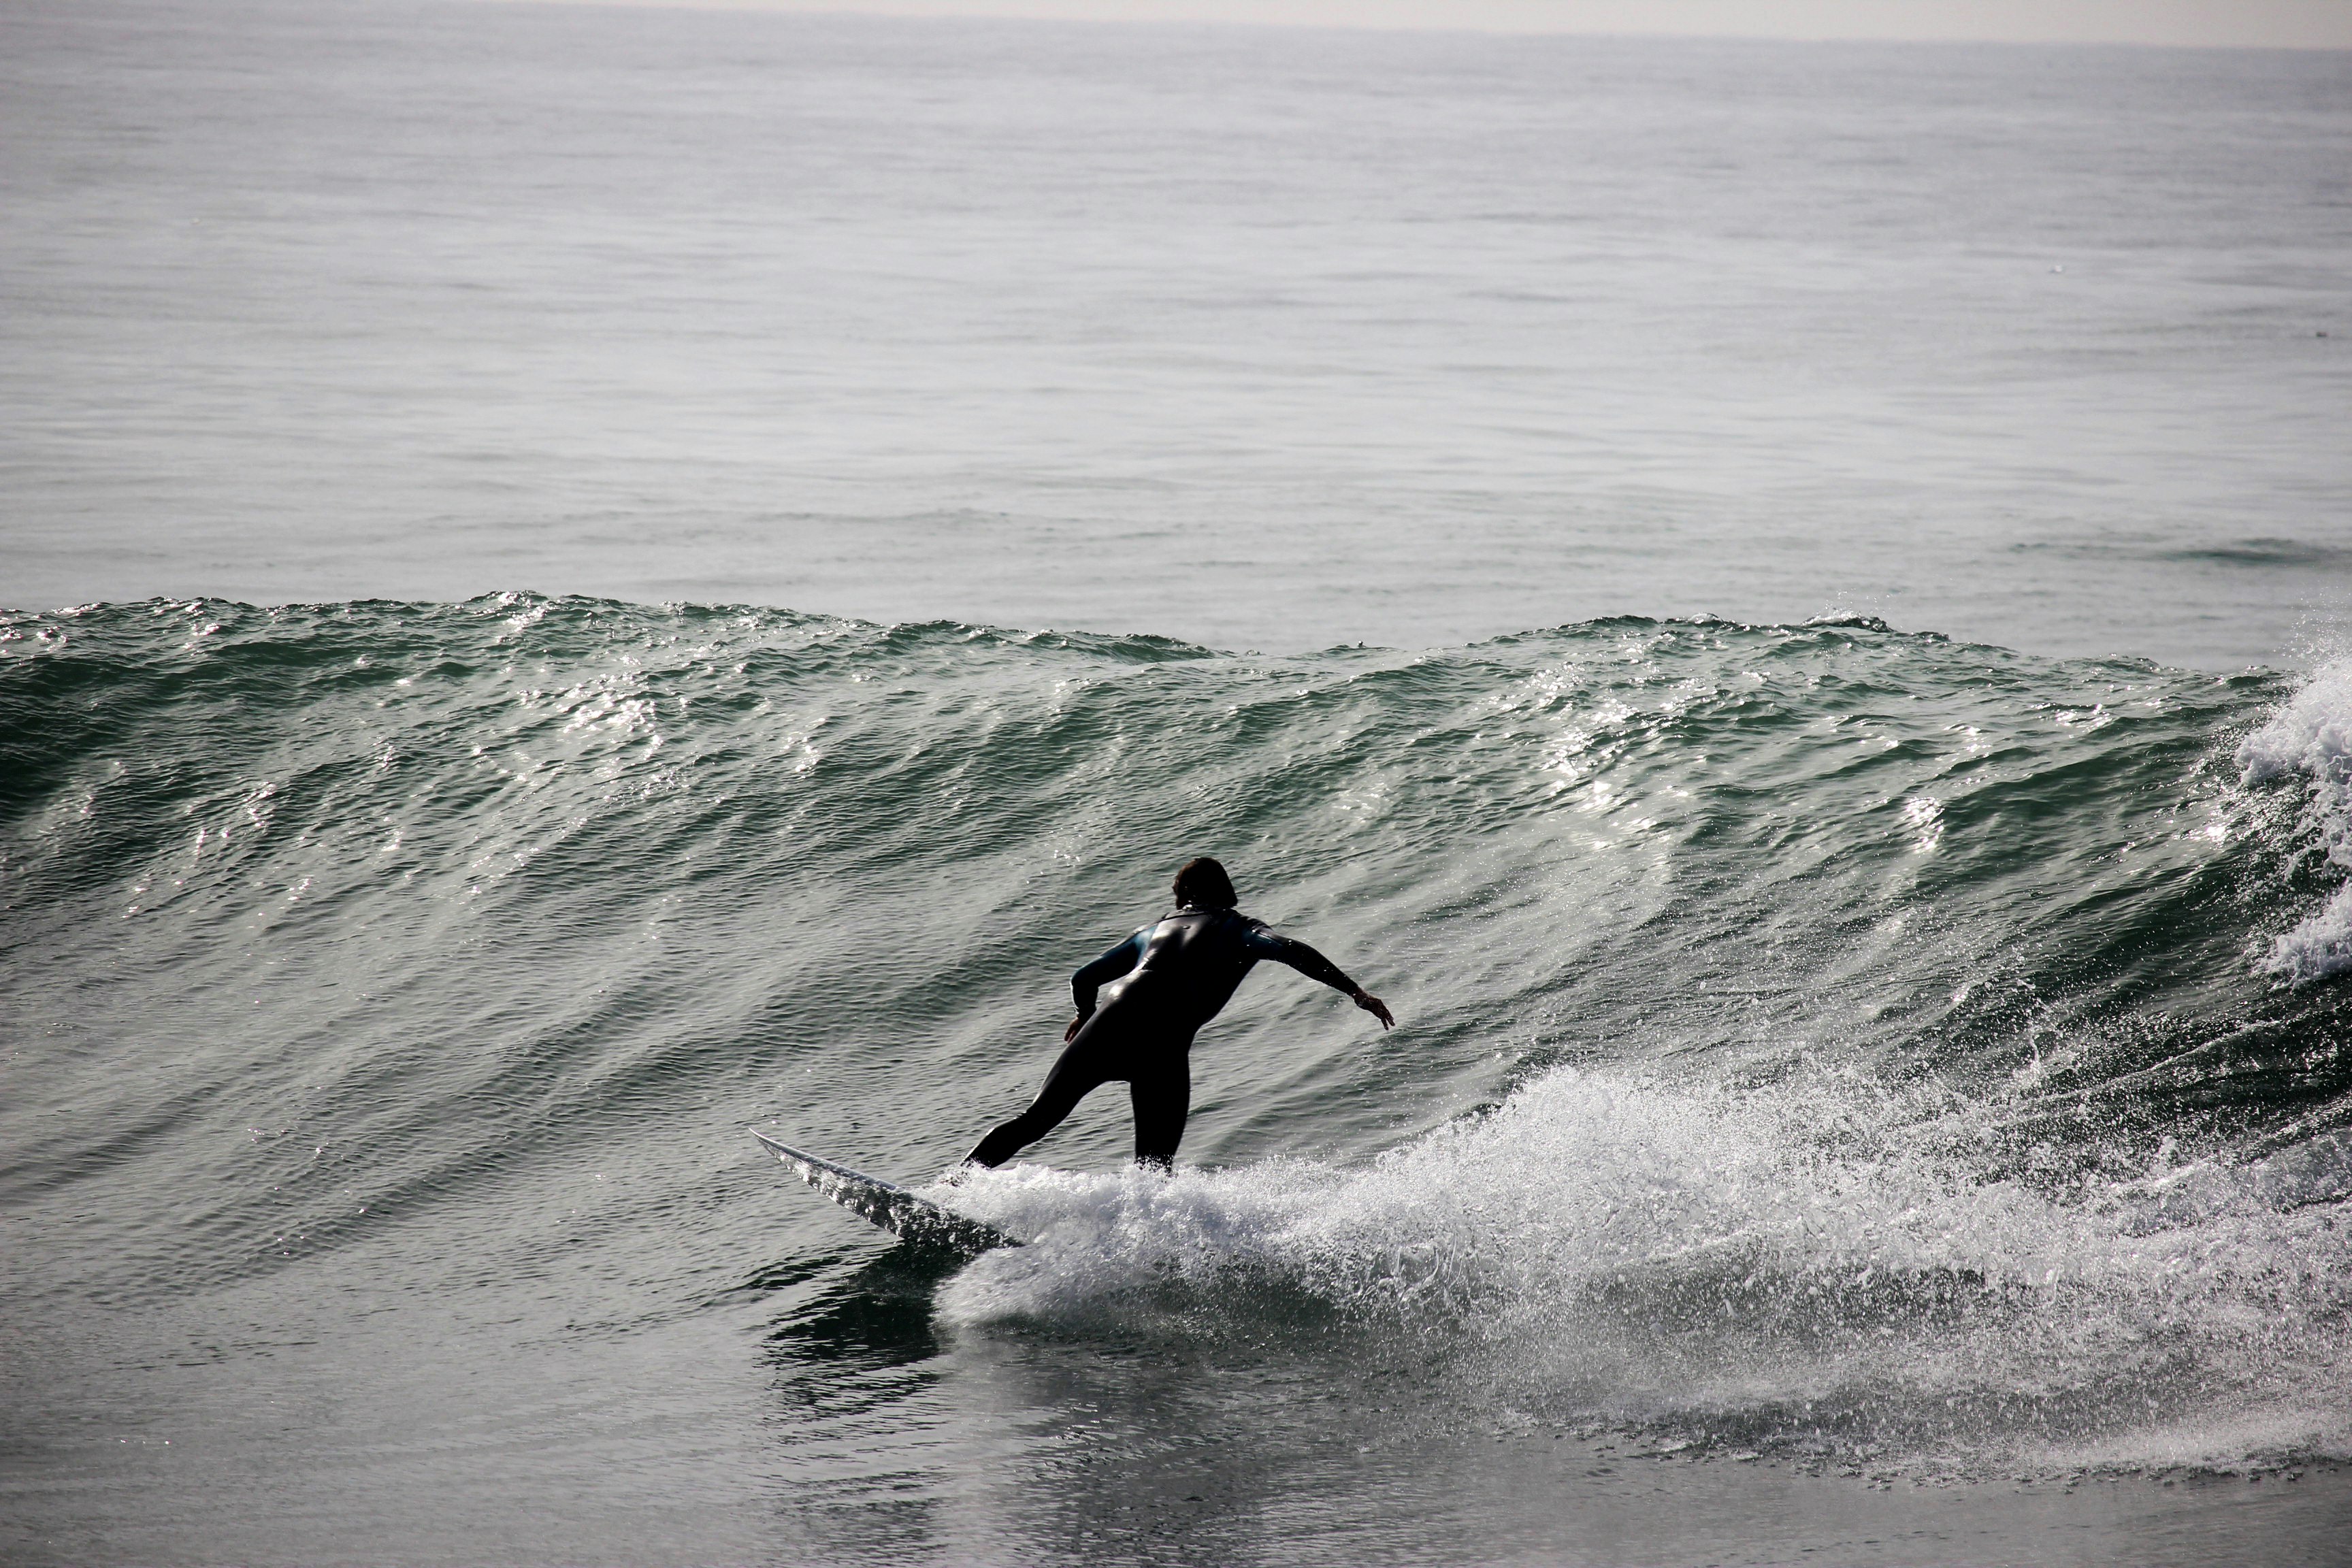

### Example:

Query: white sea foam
xmin=2240 ymin=658 xmax=2352 ymax=983
xmin=929 ymin=1067 xmax=2352 ymax=1473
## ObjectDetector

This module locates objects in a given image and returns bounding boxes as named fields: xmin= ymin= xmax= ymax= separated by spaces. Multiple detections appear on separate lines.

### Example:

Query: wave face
xmin=5 ymin=595 xmax=2350 ymax=1488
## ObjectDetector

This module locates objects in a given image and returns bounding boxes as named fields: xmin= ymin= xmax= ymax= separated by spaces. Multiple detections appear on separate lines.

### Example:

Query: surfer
xmin=965 ymin=858 xmax=1392 ymax=1172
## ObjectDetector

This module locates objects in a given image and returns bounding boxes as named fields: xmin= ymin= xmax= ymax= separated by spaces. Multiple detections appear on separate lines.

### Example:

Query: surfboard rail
xmin=751 ymin=1130 xmax=1022 ymax=1255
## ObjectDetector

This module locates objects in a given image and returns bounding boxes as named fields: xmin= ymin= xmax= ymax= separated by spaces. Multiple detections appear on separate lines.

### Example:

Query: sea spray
xmin=932 ymin=1066 xmax=2352 ymax=1474
xmin=2240 ymin=657 xmax=2352 ymax=983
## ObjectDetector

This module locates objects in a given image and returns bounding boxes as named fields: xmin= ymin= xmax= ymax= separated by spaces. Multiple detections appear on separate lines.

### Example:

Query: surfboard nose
xmin=751 ymin=1129 xmax=1023 ymax=1254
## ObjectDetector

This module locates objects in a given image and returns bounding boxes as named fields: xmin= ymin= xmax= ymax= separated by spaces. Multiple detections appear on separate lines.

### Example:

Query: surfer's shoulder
xmin=1230 ymin=913 xmax=1284 ymax=948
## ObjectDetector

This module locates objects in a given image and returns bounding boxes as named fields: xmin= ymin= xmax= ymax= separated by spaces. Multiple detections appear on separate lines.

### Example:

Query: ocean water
xmin=3 ymin=0 xmax=2349 ymax=662
xmin=6 ymin=4 xmax=2352 ymax=1565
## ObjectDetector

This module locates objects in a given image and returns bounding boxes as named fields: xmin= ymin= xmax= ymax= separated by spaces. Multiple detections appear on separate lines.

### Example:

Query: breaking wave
xmin=5 ymin=596 xmax=2348 ymax=1482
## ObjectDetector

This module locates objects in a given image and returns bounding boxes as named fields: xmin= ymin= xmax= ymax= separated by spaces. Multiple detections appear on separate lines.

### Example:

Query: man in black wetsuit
xmin=966 ymin=857 xmax=1393 ymax=1171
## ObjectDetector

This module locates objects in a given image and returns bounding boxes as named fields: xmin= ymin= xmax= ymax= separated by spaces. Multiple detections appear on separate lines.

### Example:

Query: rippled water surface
xmin=3 ymin=0 xmax=2348 ymax=662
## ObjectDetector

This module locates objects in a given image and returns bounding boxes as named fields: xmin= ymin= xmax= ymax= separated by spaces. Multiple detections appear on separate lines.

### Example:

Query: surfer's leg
xmin=1127 ymin=1058 xmax=1190 ymax=1171
xmin=966 ymin=1037 xmax=1115 ymax=1168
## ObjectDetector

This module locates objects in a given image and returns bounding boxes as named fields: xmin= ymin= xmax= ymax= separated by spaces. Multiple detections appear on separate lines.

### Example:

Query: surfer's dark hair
xmin=1173 ymin=857 xmax=1237 ymax=911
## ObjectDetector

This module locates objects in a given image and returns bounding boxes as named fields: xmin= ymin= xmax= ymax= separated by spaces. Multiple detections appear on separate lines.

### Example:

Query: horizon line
xmin=476 ymin=0 xmax=2352 ymax=52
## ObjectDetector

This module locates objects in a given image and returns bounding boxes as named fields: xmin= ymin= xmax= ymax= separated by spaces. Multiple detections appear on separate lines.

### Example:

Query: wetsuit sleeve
xmin=1071 ymin=928 xmax=1148 ymax=1015
xmin=1235 ymin=920 xmax=1361 ymax=996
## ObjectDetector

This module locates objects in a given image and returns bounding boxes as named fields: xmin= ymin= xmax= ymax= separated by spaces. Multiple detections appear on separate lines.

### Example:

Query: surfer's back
xmin=1091 ymin=906 xmax=1359 ymax=1030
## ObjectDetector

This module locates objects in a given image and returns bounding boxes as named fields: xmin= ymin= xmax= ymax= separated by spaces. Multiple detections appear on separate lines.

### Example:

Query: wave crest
xmin=2240 ymin=658 xmax=2352 ymax=982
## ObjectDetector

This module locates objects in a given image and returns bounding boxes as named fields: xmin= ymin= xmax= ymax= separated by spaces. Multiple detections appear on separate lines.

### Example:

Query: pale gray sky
xmin=496 ymin=0 xmax=2352 ymax=49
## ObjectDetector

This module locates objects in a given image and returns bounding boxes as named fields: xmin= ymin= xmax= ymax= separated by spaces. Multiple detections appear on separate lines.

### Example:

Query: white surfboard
xmin=751 ymin=1130 xmax=1022 ymax=1254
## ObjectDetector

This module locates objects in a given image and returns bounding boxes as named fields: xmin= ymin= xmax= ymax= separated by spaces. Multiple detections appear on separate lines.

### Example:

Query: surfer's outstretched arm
xmin=1240 ymin=923 xmax=1394 ymax=1029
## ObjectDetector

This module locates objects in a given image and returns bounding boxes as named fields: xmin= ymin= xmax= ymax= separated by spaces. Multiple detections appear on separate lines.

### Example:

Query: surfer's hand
xmin=1354 ymin=990 xmax=1394 ymax=1029
xmin=1064 ymin=1012 xmax=1089 ymax=1042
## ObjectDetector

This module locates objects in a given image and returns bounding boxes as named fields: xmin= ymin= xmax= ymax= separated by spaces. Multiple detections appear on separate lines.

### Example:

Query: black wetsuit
xmin=966 ymin=905 xmax=1363 ymax=1170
